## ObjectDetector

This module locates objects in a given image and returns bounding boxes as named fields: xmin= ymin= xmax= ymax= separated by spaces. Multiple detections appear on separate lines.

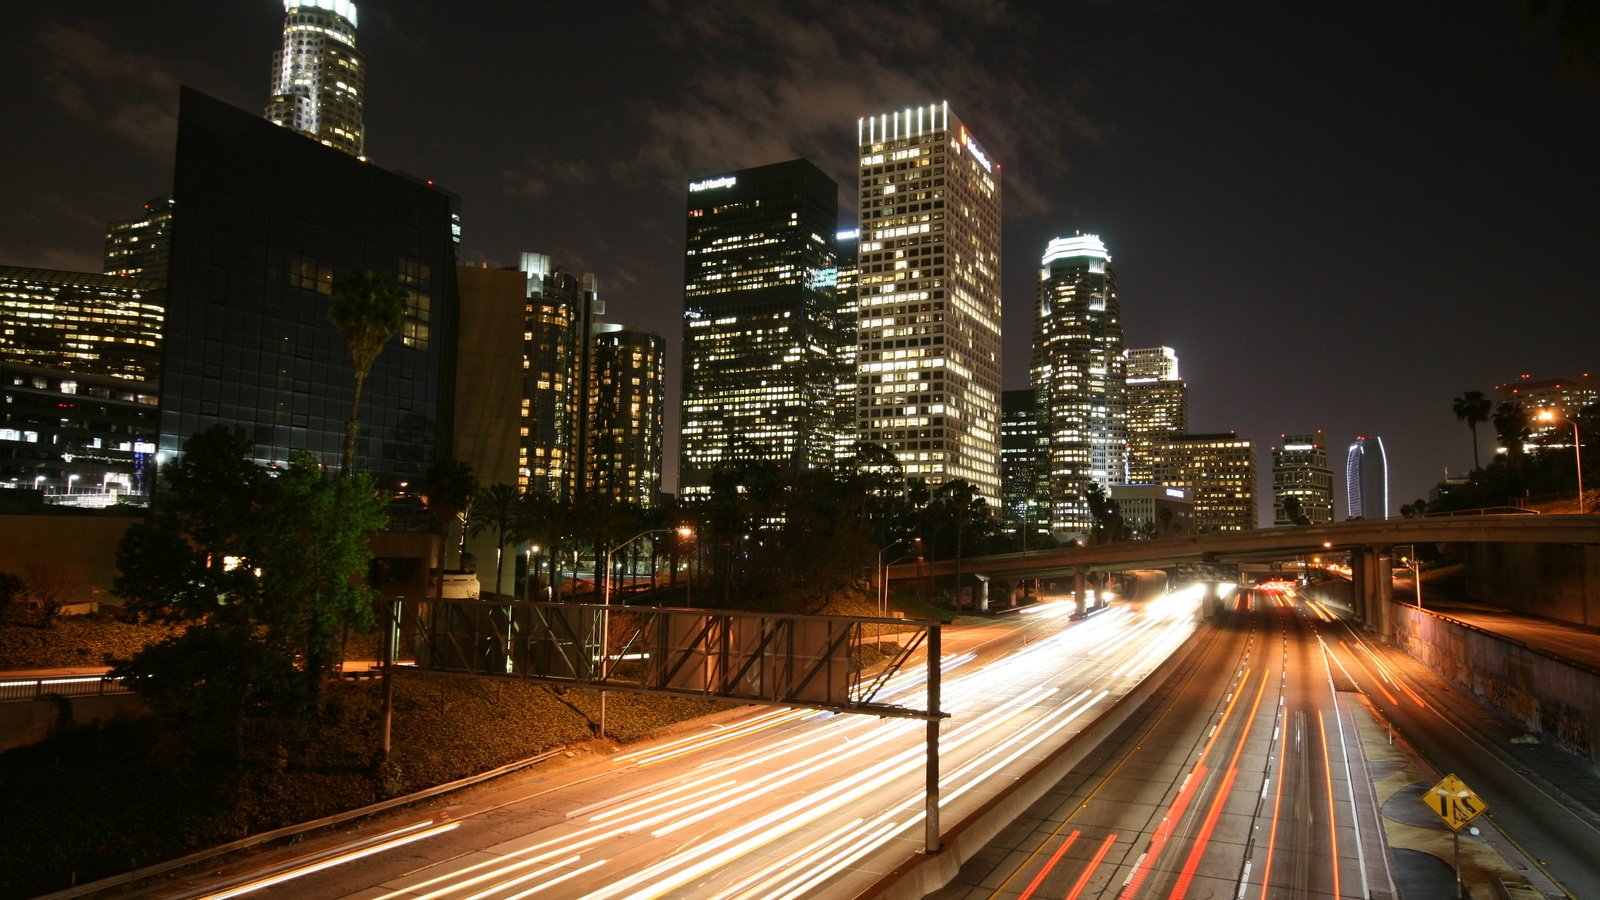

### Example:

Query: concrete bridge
xmin=891 ymin=515 xmax=1600 ymax=630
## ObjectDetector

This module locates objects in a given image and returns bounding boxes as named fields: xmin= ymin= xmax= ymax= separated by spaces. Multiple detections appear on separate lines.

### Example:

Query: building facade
xmin=1495 ymin=373 xmax=1596 ymax=449
xmin=1032 ymin=234 xmax=1126 ymax=537
xmin=1272 ymin=430 xmax=1334 ymax=525
xmin=1152 ymin=432 xmax=1258 ymax=532
xmin=161 ymin=88 xmax=455 ymax=482
xmin=1000 ymin=388 xmax=1050 ymax=545
xmin=104 ymin=196 xmax=175 ymax=279
xmin=1125 ymin=345 xmax=1186 ymax=485
xmin=1109 ymin=483 xmax=1193 ymax=538
xmin=520 ymin=253 xmax=602 ymax=499
xmin=0 ymin=362 xmax=159 ymax=504
xmin=265 ymin=0 xmax=365 ymax=158
xmin=832 ymin=227 xmax=861 ymax=462
xmin=856 ymin=103 xmax=1003 ymax=504
xmin=0 ymin=267 xmax=164 ymax=383
xmin=1346 ymin=435 xmax=1389 ymax=520
xmin=589 ymin=326 xmax=665 ymax=506
xmin=679 ymin=160 xmax=842 ymax=496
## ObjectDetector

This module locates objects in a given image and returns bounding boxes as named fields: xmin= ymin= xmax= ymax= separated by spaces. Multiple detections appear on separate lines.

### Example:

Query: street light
xmin=1399 ymin=545 xmax=1423 ymax=609
xmin=67 ymin=474 xmax=79 ymax=494
xmin=1538 ymin=410 xmax=1585 ymax=514
xmin=599 ymin=526 xmax=694 ymax=739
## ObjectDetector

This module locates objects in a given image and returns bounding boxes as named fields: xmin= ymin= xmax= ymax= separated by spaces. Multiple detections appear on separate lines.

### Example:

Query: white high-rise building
xmin=1346 ymin=435 xmax=1389 ymax=520
xmin=265 ymin=0 xmax=365 ymax=158
xmin=1033 ymin=234 xmax=1126 ymax=536
xmin=856 ymin=102 xmax=1003 ymax=504
xmin=1125 ymin=345 xmax=1186 ymax=485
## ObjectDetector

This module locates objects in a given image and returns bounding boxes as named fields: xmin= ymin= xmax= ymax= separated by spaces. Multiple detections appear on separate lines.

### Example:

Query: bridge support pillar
xmin=1373 ymin=547 xmax=1396 ymax=639
xmin=1350 ymin=549 xmax=1371 ymax=627
xmin=1073 ymin=568 xmax=1087 ymax=617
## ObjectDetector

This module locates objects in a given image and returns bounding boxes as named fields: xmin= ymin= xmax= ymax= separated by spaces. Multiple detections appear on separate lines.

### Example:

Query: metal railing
xmin=0 ymin=674 xmax=130 ymax=703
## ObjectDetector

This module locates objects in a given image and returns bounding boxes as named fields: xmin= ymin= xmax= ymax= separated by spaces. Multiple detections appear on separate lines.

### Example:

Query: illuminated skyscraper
xmin=832 ymin=227 xmax=861 ymax=461
xmin=520 ymin=252 xmax=600 ymax=499
xmin=1346 ymin=435 xmax=1389 ymax=520
xmin=679 ymin=160 xmax=842 ymax=496
xmin=1033 ymin=234 xmax=1125 ymax=536
xmin=1000 ymin=389 xmax=1049 ymax=544
xmin=589 ymin=326 xmax=665 ymax=506
xmin=104 ymin=196 xmax=175 ymax=279
xmin=1273 ymin=430 xmax=1334 ymax=525
xmin=265 ymin=0 xmax=365 ymax=158
xmin=857 ymin=102 xmax=1003 ymax=504
xmin=1124 ymin=345 xmax=1186 ymax=485
xmin=1153 ymin=433 xmax=1258 ymax=532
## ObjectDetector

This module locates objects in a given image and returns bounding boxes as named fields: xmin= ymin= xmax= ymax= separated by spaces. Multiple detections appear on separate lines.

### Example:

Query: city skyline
xmin=3 ymin=2 xmax=1596 ymax=521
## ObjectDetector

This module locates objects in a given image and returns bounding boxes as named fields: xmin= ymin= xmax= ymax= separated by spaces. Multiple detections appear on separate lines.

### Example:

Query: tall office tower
xmin=1346 ymin=435 xmax=1389 ymax=520
xmin=588 ymin=326 xmax=665 ymax=506
xmin=104 ymin=197 xmax=175 ymax=279
xmin=1124 ymin=346 xmax=1187 ymax=484
xmin=265 ymin=0 xmax=365 ymax=158
xmin=0 ymin=267 xmax=164 ymax=382
xmin=857 ymin=103 xmax=1003 ymax=504
xmin=1272 ymin=430 xmax=1334 ymax=525
xmin=1152 ymin=432 xmax=1258 ymax=532
xmin=1000 ymin=389 xmax=1050 ymax=544
xmin=832 ymin=227 xmax=861 ymax=462
xmin=520 ymin=252 xmax=600 ymax=499
xmin=1032 ymin=234 xmax=1126 ymax=536
xmin=161 ymin=89 xmax=455 ymax=481
xmin=679 ymin=160 xmax=842 ymax=496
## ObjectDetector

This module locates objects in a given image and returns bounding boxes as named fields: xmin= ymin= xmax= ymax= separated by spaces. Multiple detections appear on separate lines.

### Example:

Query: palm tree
xmin=329 ymin=271 xmax=408 ymax=477
xmin=1493 ymin=401 xmax=1530 ymax=497
xmin=1453 ymin=390 xmax=1492 ymax=472
xmin=469 ymin=483 xmax=520 ymax=595
xmin=419 ymin=458 xmax=477 ymax=569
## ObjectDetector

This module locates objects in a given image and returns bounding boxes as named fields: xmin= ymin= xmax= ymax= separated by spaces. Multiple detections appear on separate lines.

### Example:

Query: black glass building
xmin=161 ymin=88 xmax=456 ymax=481
xmin=679 ymin=160 xmax=842 ymax=496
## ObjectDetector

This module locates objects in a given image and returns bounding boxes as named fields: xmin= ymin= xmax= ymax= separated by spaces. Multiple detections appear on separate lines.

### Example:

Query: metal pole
xmin=925 ymin=624 xmax=942 ymax=854
xmin=601 ymin=545 xmax=614 ymax=740
xmin=1574 ymin=421 xmax=1585 ymax=514
xmin=1453 ymin=828 xmax=1462 ymax=898
xmin=380 ymin=597 xmax=398 ymax=762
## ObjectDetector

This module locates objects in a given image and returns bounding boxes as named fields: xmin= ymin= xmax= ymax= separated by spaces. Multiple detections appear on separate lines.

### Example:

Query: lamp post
xmin=67 ymin=474 xmax=79 ymax=495
xmin=1399 ymin=544 xmax=1423 ymax=609
xmin=1538 ymin=410 xmax=1585 ymax=514
xmin=599 ymin=526 xmax=694 ymax=738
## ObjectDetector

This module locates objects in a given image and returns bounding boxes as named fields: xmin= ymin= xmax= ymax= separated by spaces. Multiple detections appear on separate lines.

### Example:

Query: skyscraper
xmin=1273 ymin=430 xmax=1334 ymax=525
xmin=265 ymin=0 xmax=365 ymax=158
xmin=832 ymin=227 xmax=861 ymax=462
xmin=104 ymin=196 xmax=175 ymax=279
xmin=1346 ymin=435 xmax=1389 ymax=520
xmin=1124 ymin=346 xmax=1187 ymax=485
xmin=1033 ymin=234 xmax=1126 ymax=536
xmin=857 ymin=102 xmax=1003 ymax=504
xmin=589 ymin=326 xmax=665 ymax=506
xmin=1000 ymin=389 xmax=1049 ymax=544
xmin=161 ymin=89 xmax=455 ymax=481
xmin=1152 ymin=433 xmax=1258 ymax=532
xmin=520 ymin=252 xmax=599 ymax=499
xmin=679 ymin=160 xmax=842 ymax=496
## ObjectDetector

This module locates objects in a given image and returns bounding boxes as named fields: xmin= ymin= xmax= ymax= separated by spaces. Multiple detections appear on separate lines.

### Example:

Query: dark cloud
xmin=36 ymin=23 xmax=184 ymax=158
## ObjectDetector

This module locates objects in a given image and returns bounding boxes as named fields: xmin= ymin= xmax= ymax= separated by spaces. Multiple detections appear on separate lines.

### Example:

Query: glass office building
xmin=265 ymin=0 xmax=365 ymax=158
xmin=1346 ymin=435 xmax=1389 ymax=520
xmin=161 ymin=88 xmax=456 ymax=482
xmin=679 ymin=160 xmax=842 ymax=496
xmin=0 ymin=267 xmax=164 ymax=383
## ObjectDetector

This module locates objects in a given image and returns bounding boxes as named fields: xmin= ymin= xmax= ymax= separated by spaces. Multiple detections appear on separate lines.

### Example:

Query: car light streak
xmin=1336 ymin=638 xmax=1399 ymax=705
xmin=199 ymin=819 xmax=459 ymax=899
xmin=1016 ymin=829 xmax=1080 ymax=900
xmin=1066 ymin=832 xmax=1118 ymax=899
xmin=497 ymin=858 xmax=609 ymax=900
xmin=1318 ymin=709 xmax=1340 ymax=898
xmin=1170 ymin=667 xmax=1269 ymax=898
xmin=1258 ymin=705 xmax=1292 ymax=899
xmin=457 ymin=855 xmax=586 ymax=900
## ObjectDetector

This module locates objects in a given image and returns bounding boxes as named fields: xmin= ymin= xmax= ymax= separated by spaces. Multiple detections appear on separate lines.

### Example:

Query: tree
xmin=111 ymin=427 xmax=387 ymax=761
xmin=470 ymin=482 xmax=521 ymax=595
xmin=1084 ymin=483 xmax=1127 ymax=543
xmin=1493 ymin=401 xmax=1531 ymax=496
xmin=1282 ymin=495 xmax=1312 ymax=527
xmin=1453 ymin=390 xmax=1492 ymax=472
xmin=21 ymin=560 xmax=85 ymax=624
xmin=0 ymin=571 xmax=26 ymax=624
xmin=329 ymin=270 xmax=407 ymax=477
xmin=419 ymin=458 xmax=477 ymax=569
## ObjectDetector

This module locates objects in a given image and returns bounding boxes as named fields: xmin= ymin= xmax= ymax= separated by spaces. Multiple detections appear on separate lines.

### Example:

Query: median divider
xmin=863 ymin=622 xmax=1215 ymax=900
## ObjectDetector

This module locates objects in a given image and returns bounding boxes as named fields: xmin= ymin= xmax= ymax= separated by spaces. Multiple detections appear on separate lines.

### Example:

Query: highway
xmin=936 ymin=589 xmax=1389 ymax=898
xmin=142 ymin=590 xmax=1200 ymax=900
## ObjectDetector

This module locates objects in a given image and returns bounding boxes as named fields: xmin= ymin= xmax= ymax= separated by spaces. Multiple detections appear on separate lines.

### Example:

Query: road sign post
xmin=1422 ymin=773 xmax=1487 ymax=899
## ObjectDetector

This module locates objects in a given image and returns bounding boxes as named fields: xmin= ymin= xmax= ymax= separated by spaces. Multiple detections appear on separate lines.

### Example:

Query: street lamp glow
xmin=1537 ymin=410 xmax=1585 ymax=514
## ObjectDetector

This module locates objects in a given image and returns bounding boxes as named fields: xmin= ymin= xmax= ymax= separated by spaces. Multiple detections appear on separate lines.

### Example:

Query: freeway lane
xmin=142 ymin=590 xmax=1200 ymax=900
xmin=935 ymin=592 xmax=1386 ymax=899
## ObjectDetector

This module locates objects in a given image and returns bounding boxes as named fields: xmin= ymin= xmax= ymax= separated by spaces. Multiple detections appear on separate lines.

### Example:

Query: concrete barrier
xmin=0 ymin=693 xmax=147 ymax=751
xmin=865 ymin=623 xmax=1211 ymax=899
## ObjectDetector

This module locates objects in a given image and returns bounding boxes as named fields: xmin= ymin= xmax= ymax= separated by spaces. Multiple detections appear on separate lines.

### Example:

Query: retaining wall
xmin=1392 ymin=603 xmax=1600 ymax=763
xmin=0 ymin=693 xmax=148 ymax=752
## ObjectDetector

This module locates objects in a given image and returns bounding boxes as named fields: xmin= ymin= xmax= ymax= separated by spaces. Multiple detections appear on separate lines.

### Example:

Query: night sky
xmin=4 ymin=2 xmax=1595 ymax=521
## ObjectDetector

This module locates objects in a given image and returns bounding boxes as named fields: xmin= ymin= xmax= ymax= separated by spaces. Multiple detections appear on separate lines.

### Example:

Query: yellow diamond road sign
xmin=1423 ymin=773 xmax=1487 ymax=831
